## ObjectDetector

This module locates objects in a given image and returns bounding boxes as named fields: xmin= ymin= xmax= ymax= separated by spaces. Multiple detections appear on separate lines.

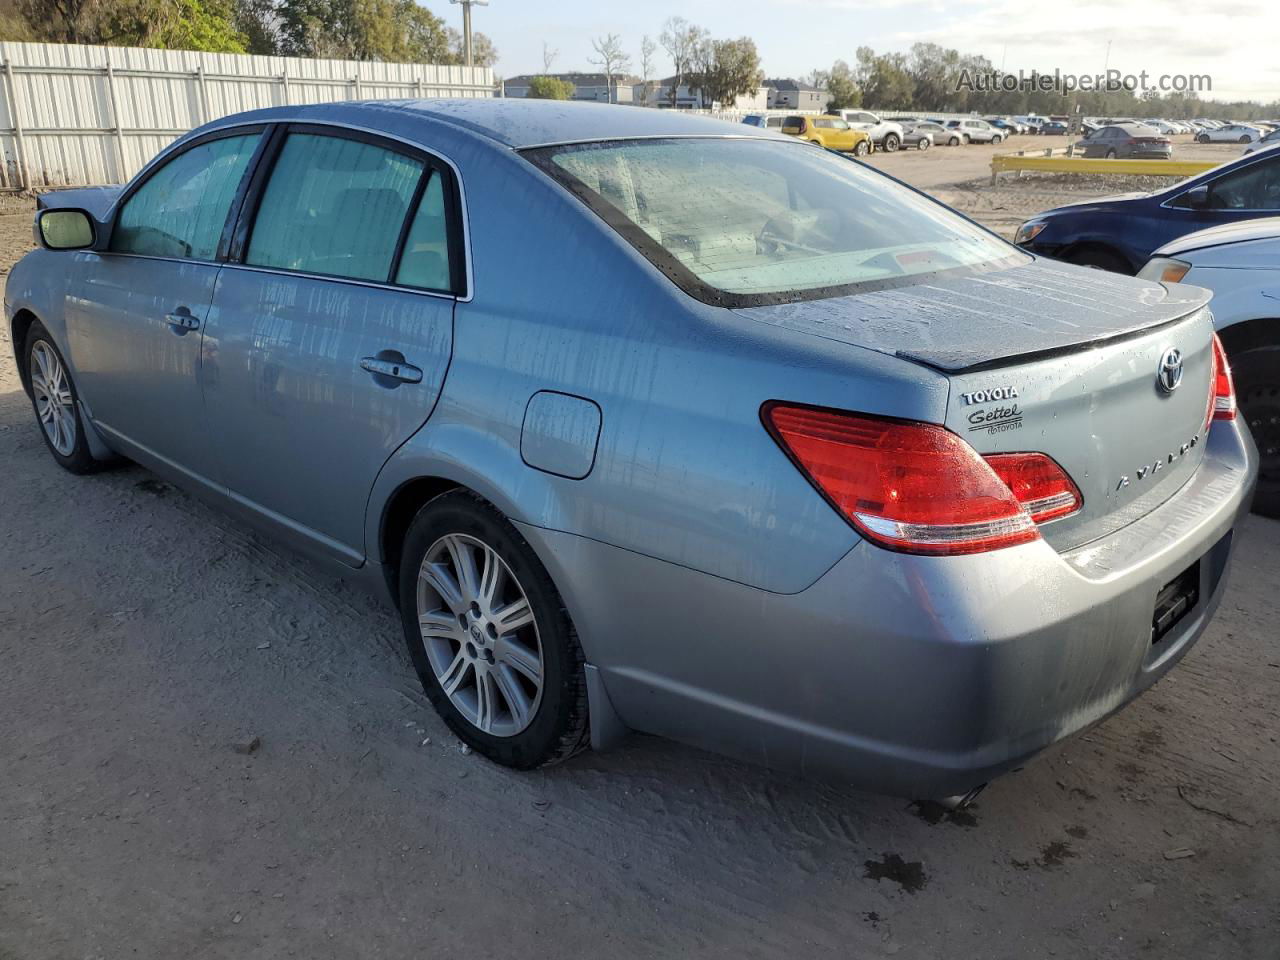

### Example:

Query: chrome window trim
xmin=98 ymin=117 xmax=475 ymax=303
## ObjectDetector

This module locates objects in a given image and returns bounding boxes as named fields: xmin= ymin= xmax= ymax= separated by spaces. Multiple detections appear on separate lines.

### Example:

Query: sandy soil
xmin=2 ymin=153 xmax=1279 ymax=959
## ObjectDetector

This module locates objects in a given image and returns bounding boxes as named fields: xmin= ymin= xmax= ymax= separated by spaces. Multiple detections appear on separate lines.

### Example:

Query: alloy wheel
xmin=29 ymin=340 xmax=76 ymax=456
xmin=416 ymin=533 xmax=543 ymax=737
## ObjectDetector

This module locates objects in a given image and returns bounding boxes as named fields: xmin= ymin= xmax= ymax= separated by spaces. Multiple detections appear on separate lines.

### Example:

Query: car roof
xmin=199 ymin=98 xmax=778 ymax=150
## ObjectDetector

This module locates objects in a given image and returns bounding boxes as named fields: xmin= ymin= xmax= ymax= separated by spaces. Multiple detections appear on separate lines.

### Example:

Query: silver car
xmin=7 ymin=100 xmax=1257 ymax=800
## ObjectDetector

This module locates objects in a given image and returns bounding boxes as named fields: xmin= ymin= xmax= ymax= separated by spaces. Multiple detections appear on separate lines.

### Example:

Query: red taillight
xmin=1210 ymin=333 xmax=1236 ymax=423
xmin=763 ymin=404 xmax=1082 ymax=556
xmin=984 ymin=453 xmax=1083 ymax=523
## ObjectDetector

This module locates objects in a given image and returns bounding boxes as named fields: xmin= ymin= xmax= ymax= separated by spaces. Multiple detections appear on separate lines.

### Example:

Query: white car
xmin=826 ymin=110 xmax=906 ymax=152
xmin=1149 ymin=120 xmax=1181 ymax=136
xmin=1245 ymin=130 xmax=1280 ymax=155
xmin=944 ymin=118 xmax=1004 ymax=144
xmin=1197 ymin=123 xmax=1262 ymax=144
xmin=1137 ymin=218 xmax=1280 ymax=514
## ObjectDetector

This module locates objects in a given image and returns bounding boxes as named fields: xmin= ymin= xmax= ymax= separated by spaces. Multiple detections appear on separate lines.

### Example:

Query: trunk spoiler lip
xmin=900 ymin=293 xmax=1212 ymax=375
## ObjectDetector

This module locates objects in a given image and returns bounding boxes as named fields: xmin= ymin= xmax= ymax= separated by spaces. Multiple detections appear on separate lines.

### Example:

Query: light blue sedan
xmin=7 ymin=100 xmax=1256 ymax=799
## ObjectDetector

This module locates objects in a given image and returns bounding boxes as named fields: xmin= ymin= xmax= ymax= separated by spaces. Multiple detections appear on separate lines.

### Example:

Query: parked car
xmin=9 ymin=99 xmax=1256 ymax=801
xmin=896 ymin=126 xmax=936 ymax=152
xmin=1073 ymin=124 xmax=1172 ymax=159
xmin=1137 ymin=218 xmax=1280 ymax=515
xmin=1015 ymin=115 xmax=1046 ymax=133
xmin=742 ymin=114 xmax=785 ymax=130
xmin=1040 ymin=121 xmax=1070 ymax=135
xmin=944 ymin=118 xmax=1004 ymax=144
xmin=781 ymin=114 xmax=873 ymax=155
xmin=985 ymin=118 xmax=1020 ymax=135
xmin=1244 ymin=130 xmax=1280 ymax=154
xmin=902 ymin=122 xmax=945 ymax=149
xmin=826 ymin=110 xmax=905 ymax=152
xmin=1198 ymin=124 xmax=1263 ymax=144
xmin=1015 ymin=145 xmax=1280 ymax=275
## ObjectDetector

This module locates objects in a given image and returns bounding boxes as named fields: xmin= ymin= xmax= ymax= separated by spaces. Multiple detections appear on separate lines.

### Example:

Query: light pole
xmin=450 ymin=0 xmax=489 ymax=68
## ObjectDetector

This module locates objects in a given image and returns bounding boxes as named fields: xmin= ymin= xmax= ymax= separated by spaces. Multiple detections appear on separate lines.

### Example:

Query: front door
xmin=203 ymin=129 xmax=460 ymax=563
xmin=66 ymin=130 xmax=264 ymax=484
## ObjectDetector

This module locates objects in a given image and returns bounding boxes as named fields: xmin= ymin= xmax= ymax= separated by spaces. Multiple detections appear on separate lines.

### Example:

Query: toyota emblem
xmin=1156 ymin=347 xmax=1183 ymax=395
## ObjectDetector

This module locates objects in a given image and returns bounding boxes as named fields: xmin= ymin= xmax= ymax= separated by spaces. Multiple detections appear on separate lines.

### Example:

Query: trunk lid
xmin=733 ymin=258 xmax=1216 ymax=549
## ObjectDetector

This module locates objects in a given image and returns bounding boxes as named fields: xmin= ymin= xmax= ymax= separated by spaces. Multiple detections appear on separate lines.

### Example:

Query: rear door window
xmin=112 ymin=132 xmax=261 ymax=260
xmin=246 ymin=133 xmax=424 ymax=282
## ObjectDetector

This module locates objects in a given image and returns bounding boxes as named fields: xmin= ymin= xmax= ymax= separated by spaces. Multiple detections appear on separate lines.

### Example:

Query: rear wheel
xmin=948 ymin=135 xmax=961 ymax=146
xmin=398 ymin=490 xmax=590 ymax=768
xmin=22 ymin=320 xmax=101 ymax=474
xmin=883 ymin=133 xmax=900 ymax=152
xmin=1105 ymin=148 xmax=1118 ymax=159
xmin=918 ymin=137 xmax=930 ymax=151
xmin=1230 ymin=347 xmax=1280 ymax=517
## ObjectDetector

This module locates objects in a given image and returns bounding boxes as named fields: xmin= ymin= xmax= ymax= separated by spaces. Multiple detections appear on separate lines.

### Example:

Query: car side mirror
xmin=1173 ymin=184 xmax=1211 ymax=210
xmin=37 ymin=208 xmax=96 ymax=250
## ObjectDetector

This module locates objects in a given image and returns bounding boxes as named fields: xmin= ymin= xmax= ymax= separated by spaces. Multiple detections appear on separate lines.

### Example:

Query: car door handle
xmin=165 ymin=312 xmax=200 ymax=331
xmin=360 ymin=356 xmax=422 ymax=383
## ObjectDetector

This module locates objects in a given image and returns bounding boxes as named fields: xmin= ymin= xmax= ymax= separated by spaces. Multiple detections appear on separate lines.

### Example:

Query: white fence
xmin=0 ymin=41 xmax=493 ymax=189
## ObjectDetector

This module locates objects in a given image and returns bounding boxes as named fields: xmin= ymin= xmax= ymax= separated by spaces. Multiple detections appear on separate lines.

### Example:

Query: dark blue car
xmin=1015 ymin=144 xmax=1280 ymax=272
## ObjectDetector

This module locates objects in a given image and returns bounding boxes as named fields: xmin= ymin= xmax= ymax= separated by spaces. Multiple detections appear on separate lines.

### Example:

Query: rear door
xmin=203 ymin=126 xmax=463 ymax=563
xmin=66 ymin=128 xmax=265 ymax=483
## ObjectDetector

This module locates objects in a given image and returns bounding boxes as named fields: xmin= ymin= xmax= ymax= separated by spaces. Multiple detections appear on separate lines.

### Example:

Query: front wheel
xmin=1198 ymin=134 xmax=1210 ymax=143
xmin=882 ymin=133 xmax=900 ymax=152
xmin=22 ymin=320 xmax=101 ymax=474
xmin=854 ymin=139 xmax=870 ymax=156
xmin=1231 ymin=347 xmax=1280 ymax=517
xmin=398 ymin=490 xmax=590 ymax=768
xmin=1240 ymin=136 xmax=1252 ymax=144
xmin=992 ymin=134 xmax=1002 ymax=144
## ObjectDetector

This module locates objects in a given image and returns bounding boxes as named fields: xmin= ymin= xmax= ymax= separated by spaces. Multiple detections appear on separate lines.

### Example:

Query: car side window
xmin=112 ymin=133 xmax=261 ymax=260
xmin=247 ymin=133 xmax=424 ymax=282
xmin=1208 ymin=158 xmax=1280 ymax=210
xmin=395 ymin=173 xmax=453 ymax=292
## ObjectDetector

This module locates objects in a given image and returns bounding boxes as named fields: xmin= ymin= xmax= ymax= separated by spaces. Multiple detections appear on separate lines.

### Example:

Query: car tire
xmin=22 ymin=320 xmax=102 ymax=474
xmin=918 ymin=138 xmax=930 ymax=151
xmin=397 ymin=490 xmax=591 ymax=769
xmin=883 ymin=133 xmax=900 ymax=152
xmin=1067 ymin=246 xmax=1130 ymax=273
xmin=948 ymin=135 xmax=961 ymax=146
xmin=1239 ymin=136 xmax=1252 ymax=144
xmin=1198 ymin=134 xmax=1210 ymax=143
xmin=1229 ymin=347 xmax=1280 ymax=517
xmin=992 ymin=134 xmax=1002 ymax=144
xmin=1105 ymin=148 xmax=1118 ymax=159
xmin=854 ymin=140 xmax=869 ymax=156
xmin=962 ymin=134 xmax=971 ymax=144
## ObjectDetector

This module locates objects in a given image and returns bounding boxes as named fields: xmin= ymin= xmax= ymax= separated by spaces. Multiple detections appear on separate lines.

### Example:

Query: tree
xmin=822 ymin=59 xmax=860 ymax=110
xmin=689 ymin=36 xmax=762 ymax=108
xmin=588 ymin=32 xmax=630 ymax=104
xmin=541 ymin=40 xmax=557 ymax=73
xmin=447 ymin=25 xmax=495 ymax=67
xmin=9 ymin=0 xmax=245 ymax=48
xmin=659 ymin=16 xmax=705 ymax=107
xmin=527 ymin=75 xmax=574 ymax=100
xmin=638 ymin=34 xmax=656 ymax=105
xmin=855 ymin=46 xmax=913 ymax=110
xmin=234 ymin=0 xmax=281 ymax=53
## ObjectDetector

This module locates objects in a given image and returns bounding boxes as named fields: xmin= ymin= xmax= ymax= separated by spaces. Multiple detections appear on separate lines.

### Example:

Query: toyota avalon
xmin=7 ymin=100 xmax=1257 ymax=800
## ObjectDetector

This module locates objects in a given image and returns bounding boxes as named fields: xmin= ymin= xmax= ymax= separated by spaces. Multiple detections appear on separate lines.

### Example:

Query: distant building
xmin=644 ymin=76 xmax=769 ymax=111
xmin=766 ymin=78 xmax=829 ymax=111
xmin=503 ymin=72 xmax=640 ymax=104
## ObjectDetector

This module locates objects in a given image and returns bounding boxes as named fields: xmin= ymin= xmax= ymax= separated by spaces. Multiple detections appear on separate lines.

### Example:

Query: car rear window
xmin=525 ymin=137 xmax=1021 ymax=306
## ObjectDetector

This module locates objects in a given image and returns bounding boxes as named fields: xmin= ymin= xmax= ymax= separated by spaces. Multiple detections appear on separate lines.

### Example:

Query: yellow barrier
xmin=991 ymin=154 xmax=1220 ymax=180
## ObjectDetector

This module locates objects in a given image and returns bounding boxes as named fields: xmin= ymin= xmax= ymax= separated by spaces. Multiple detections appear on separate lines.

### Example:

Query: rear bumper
xmin=524 ymin=418 xmax=1257 ymax=798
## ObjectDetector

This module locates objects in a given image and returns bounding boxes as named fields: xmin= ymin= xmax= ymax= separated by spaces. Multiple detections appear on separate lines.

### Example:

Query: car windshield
xmin=526 ymin=137 xmax=1020 ymax=305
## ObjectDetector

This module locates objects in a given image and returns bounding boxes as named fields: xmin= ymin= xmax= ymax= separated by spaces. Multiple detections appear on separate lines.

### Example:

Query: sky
xmin=445 ymin=0 xmax=1280 ymax=104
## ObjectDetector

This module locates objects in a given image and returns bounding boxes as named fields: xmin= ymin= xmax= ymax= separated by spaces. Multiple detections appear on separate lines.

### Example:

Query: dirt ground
xmin=2 ymin=142 xmax=1279 ymax=960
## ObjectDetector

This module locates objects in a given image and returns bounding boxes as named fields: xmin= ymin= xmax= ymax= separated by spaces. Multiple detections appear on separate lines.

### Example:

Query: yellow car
xmin=780 ymin=115 xmax=873 ymax=155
